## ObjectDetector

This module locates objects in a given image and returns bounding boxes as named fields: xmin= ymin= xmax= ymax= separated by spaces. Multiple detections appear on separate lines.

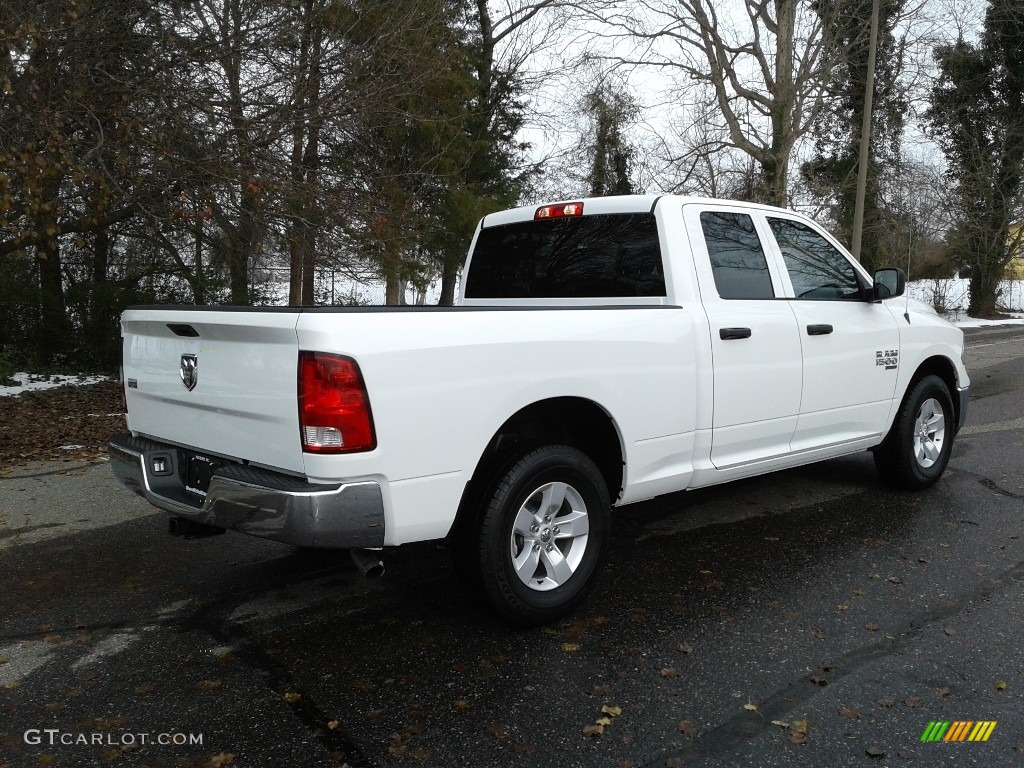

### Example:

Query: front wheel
xmin=874 ymin=374 xmax=955 ymax=490
xmin=470 ymin=445 xmax=611 ymax=627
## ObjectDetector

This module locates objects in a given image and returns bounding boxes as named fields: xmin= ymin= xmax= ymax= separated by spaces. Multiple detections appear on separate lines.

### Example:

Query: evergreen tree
xmin=928 ymin=0 xmax=1024 ymax=317
xmin=585 ymin=83 xmax=637 ymax=197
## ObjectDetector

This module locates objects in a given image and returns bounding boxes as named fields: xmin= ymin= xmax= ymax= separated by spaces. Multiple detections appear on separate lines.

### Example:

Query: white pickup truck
xmin=110 ymin=194 xmax=970 ymax=625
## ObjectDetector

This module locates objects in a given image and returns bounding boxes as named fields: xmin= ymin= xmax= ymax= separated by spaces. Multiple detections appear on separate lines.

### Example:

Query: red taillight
xmin=535 ymin=202 xmax=584 ymax=219
xmin=298 ymin=352 xmax=376 ymax=453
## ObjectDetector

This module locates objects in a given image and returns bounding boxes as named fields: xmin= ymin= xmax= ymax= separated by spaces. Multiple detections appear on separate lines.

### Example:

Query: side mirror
xmin=873 ymin=268 xmax=906 ymax=300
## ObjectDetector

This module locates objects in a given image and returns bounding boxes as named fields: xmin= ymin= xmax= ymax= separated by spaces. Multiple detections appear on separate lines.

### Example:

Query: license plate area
xmin=180 ymin=451 xmax=222 ymax=497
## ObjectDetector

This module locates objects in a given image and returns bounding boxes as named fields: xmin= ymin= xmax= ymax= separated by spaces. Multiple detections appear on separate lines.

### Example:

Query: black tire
xmin=467 ymin=445 xmax=610 ymax=627
xmin=874 ymin=374 xmax=955 ymax=490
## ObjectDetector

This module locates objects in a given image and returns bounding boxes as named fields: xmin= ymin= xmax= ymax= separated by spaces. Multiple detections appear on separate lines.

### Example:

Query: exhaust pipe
xmin=350 ymin=548 xmax=385 ymax=578
xmin=168 ymin=517 xmax=226 ymax=539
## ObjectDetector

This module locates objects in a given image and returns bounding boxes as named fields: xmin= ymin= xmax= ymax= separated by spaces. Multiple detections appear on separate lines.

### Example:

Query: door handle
xmin=807 ymin=324 xmax=833 ymax=336
xmin=719 ymin=327 xmax=752 ymax=340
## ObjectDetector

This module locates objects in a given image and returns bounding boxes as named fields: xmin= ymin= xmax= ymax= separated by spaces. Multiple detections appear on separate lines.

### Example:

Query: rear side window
xmin=463 ymin=213 xmax=665 ymax=299
xmin=700 ymin=211 xmax=775 ymax=300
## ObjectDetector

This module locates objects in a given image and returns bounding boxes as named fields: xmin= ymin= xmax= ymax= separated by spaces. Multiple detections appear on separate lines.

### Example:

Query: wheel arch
xmin=446 ymin=397 xmax=624 ymax=543
xmin=907 ymin=355 xmax=961 ymax=427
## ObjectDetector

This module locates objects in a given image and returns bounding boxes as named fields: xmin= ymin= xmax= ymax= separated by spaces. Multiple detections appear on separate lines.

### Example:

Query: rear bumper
xmin=108 ymin=434 xmax=384 ymax=548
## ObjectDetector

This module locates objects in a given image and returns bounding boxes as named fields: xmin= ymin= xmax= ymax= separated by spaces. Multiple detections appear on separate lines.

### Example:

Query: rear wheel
xmin=466 ymin=445 xmax=610 ymax=626
xmin=874 ymin=375 xmax=955 ymax=490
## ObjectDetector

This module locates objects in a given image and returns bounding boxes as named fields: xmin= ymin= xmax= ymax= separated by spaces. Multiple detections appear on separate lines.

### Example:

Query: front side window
xmin=700 ymin=211 xmax=775 ymax=300
xmin=463 ymin=213 xmax=665 ymax=299
xmin=767 ymin=218 xmax=862 ymax=300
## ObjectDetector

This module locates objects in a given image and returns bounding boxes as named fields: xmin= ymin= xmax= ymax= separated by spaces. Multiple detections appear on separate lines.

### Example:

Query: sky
xmin=510 ymin=0 xmax=983 ymax=215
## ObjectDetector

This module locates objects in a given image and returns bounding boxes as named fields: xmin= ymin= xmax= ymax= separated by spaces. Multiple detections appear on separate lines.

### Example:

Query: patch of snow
xmin=0 ymin=372 xmax=110 ymax=398
xmin=906 ymin=279 xmax=1024 ymax=328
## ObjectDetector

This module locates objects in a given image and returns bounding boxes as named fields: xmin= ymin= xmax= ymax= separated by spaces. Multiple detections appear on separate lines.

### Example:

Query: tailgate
xmin=121 ymin=308 xmax=305 ymax=474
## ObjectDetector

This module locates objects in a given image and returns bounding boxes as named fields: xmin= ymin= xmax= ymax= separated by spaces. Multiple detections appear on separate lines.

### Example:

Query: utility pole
xmin=851 ymin=0 xmax=881 ymax=262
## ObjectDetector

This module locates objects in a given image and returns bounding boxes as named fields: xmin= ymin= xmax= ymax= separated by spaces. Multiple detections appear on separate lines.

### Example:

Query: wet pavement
xmin=1 ymin=325 xmax=1023 ymax=768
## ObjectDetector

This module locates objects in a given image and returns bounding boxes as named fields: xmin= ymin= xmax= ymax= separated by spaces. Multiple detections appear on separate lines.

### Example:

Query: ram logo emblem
xmin=180 ymin=354 xmax=198 ymax=391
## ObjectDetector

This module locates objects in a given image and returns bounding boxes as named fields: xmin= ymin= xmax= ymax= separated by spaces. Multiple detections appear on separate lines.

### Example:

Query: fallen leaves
xmin=0 ymin=380 xmax=124 ymax=466
xmin=864 ymin=622 xmax=880 ymax=632
xmin=194 ymin=680 xmax=222 ymax=693
xmin=485 ymin=723 xmax=509 ymax=742
xmin=283 ymin=692 xmax=302 ymax=703
xmin=766 ymin=716 xmax=809 ymax=745
xmin=389 ymin=724 xmax=430 ymax=757
xmin=996 ymin=680 xmax=1008 ymax=691
xmin=205 ymin=755 xmax=236 ymax=768
xmin=677 ymin=720 xmax=697 ymax=738
xmin=90 ymin=717 xmax=129 ymax=733
xmin=839 ymin=707 xmax=860 ymax=720
xmin=582 ymin=705 xmax=622 ymax=737
xmin=786 ymin=719 xmax=809 ymax=745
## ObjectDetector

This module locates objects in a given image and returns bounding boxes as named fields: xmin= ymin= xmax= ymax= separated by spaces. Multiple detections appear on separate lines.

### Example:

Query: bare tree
xmin=597 ymin=0 xmax=841 ymax=206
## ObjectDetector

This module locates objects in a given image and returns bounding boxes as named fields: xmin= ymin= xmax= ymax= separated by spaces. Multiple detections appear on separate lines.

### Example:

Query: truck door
xmin=761 ymin=214 xmax=901 ymax=451
xmin=682 ymin=205 xmax=803 ymax=469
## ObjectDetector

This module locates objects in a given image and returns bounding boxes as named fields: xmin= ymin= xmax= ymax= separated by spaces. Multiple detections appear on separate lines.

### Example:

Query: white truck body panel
xmin=294 ymin=306 xmax=699 ymax=543
xmin=114 ymin=194 xmax=971 ymax=552
xmin=122 ymin=310 xmax=305 ymax=474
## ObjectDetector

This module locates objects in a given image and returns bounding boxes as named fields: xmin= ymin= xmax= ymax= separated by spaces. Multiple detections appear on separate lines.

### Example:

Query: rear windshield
xmin=463 ymin=213 xmax=665 ymax=299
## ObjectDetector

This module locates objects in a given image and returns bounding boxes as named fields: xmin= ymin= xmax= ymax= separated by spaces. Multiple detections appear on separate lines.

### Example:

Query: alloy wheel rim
xmin=913 ymin=397 xmax=946 ymax=469
xmin=509 ymin=481 xmax=590 ymax=592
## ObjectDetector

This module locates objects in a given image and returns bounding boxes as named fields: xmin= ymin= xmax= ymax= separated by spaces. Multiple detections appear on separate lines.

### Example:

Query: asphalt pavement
xmin=1 ymin=324 xmax=1023 ymax=768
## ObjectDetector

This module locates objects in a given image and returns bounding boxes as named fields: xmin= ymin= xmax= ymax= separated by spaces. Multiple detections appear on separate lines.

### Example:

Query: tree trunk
xmin=88 ymin=223 xmax=111 ymax=355
xmin=192 ymin=217 xmax=206 ymax=304
xmin=766 ymin=0 xmax=797 ymax=207
xmin=968 ymin=270 xmax=1000 ymax=317
xmin=300 ymin=19 xmax=322 ymax=307
xmin=385 ymin=274 xmax=401 ymax=305
xmin=35 ymin=174 xmax=69 ymax=359
xmin=439 ymin=257 xmax=459 ymax=306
